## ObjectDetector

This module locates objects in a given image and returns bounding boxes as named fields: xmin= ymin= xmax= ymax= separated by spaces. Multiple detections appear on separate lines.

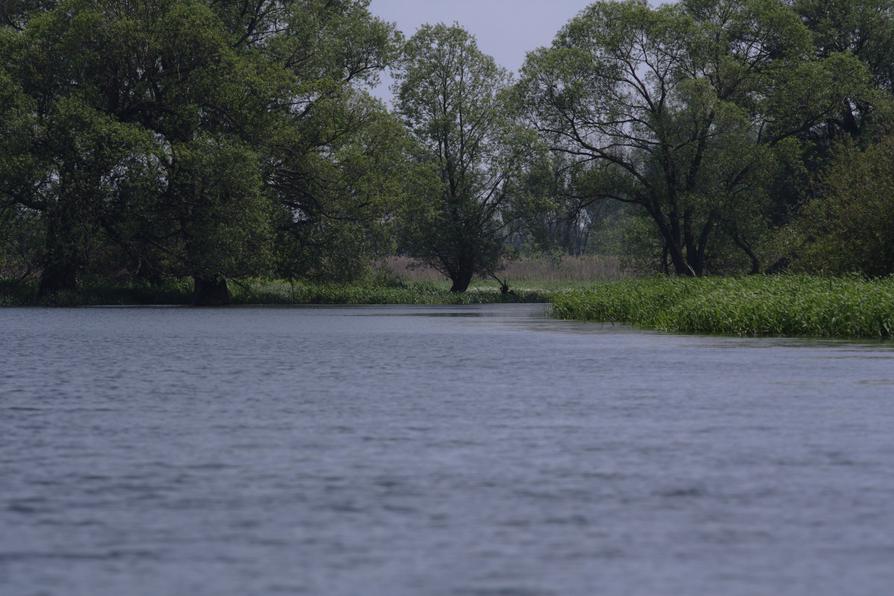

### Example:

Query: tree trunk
xmin=449 ymin=267 xmax=474 ymax=293
xmin=745 ymin=249 xmax=761 ymax=275
xmin=650 ymin=207 xmax=696 ymax=277
xmin=193 ymin=275 xmax=230 ymax=306
xmin=667 ymin=242 xmax=694 ymax=276
xmin=38 ymin=210 xmax=80 ymax=298
xmin=661 ymin=242 xmax=670 ymax=275
xmin=135 ymin=257 xmax=164 ymax=286
xmin=730 ymin=232 xmax=761 ymax=275
xmin=765 ymin=257 xmax=791 ymax=275
xmin=38 ymin=259 xmax=78 ymax=298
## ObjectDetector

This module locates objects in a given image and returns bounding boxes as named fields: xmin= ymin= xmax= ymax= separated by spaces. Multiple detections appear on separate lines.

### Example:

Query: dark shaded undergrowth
xmin=0 ymin=278 xmax=551 ymax=307
xmin=551 ymin=276 xmax=894 ymax=339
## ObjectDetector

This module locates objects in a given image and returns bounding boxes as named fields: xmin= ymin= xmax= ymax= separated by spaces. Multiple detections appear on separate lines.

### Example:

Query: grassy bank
xmin=231 ymin=280 xmax=551 ymax=305
xmin=0 ymin=278 xmax=552 ymax=307
xmin=6 ymin=275 xmax=893 ymax=340
xmin=552 ymin=276 xmax=894 ymax=339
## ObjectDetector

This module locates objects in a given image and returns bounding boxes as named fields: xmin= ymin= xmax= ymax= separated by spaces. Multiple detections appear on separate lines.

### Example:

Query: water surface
xmin=2 ymin=305 xmax=894 ymax=595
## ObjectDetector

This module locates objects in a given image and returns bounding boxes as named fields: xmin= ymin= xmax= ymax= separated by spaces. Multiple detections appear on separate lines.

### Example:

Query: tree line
xmin=2 ymin=0 xmax=894 ymax=304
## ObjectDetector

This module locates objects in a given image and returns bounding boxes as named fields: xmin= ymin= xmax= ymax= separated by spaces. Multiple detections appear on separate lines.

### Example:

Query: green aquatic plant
xmin=551 ymin=276 xmax=894 ymax=339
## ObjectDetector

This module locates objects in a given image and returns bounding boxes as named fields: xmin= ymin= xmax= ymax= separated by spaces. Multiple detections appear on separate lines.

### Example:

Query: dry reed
xmin=380 ymin=255 xmax=626 ymax=284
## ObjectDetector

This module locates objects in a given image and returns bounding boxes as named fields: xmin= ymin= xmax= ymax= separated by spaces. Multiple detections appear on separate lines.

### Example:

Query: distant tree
xmin=516 ymin=0 xmax=870 ymax=276
xmin=393 ymin=24 xmax=530 ymax=292
xmin=507 ymin=151 xmax=626 ymax=256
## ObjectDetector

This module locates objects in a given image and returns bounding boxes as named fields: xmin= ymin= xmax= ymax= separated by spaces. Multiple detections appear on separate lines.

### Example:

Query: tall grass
xmin=551 ymin=276 xmax=894 ymax=339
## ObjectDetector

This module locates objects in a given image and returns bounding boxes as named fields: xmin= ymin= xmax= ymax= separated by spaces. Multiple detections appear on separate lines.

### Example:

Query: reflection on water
xmin=2 ymin=304 xmax=894 ymax=596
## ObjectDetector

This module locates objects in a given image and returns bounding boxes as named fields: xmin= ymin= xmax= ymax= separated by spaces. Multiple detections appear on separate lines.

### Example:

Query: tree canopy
xmin=515 ymin=0 xmax=873 ymax=275
xmin=3 ymin=0 xmax=894 ymax=303
xmin=1 ymin=0 xmax=403 ymax=303
xmin=392 ymin=24 xmax=532 ymax=292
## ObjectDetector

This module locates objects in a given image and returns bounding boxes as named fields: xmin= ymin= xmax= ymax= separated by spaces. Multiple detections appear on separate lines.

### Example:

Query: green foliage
xmin=272 ymin=96 xmax=412 ymax=282
xmin=0 ymin=205 xmax=44 ymax=280
xmin=4 ymin=0 xmax=894 ymax=301
xmin=793 ymin=0 xmax=894 ymax=96
xmin=0 ymin=276 xmax=196 ymax=306
xmin=1 ymin=0 xmax=402 ymax=303
xmin=265 ymin=1 xmax=404 ymax=284
xmin=394 ymin=23 xmax=530 ymax=292
xmin=169 ymin=135 xmax=272 ymax=279
xmin=516 ymin=0 xmax=874 ymax=276
xmin=553 ymin=276 xmax=894 ymax=338
xmin=505 ymin=149 xmax=635 ymax=256
xmin=797 ymin=137 xmax=894 ymax=275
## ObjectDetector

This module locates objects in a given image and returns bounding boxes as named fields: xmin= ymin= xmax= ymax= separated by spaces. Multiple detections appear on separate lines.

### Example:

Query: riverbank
xmin=7 ymin=276 xmax=894 ymax=341
xmin=552 ymin=276 xmax=894 ymax=339
xmin=0 ymin=278 xmax=553 ymax=307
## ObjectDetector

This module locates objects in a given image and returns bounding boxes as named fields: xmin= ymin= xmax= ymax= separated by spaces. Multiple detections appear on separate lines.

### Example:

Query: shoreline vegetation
xmin=5 ymin=3 xmax=894 ymax=319
xmin=5 ymin=269 xmax=894 ymax=341
xmin=552 ymin=276 xmax=894 ymax=340
xmin=0 ymin=256 xmax=619 ymax=307
xmin=4 ymin=4 xmax=894 ymax=340
xmin=0 ymin=278 xmax=555 ymax=308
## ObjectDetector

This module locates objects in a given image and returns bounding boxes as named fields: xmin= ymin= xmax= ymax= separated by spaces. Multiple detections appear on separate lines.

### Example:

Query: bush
xmin=797 ymin=138 xmax=894 ymax=276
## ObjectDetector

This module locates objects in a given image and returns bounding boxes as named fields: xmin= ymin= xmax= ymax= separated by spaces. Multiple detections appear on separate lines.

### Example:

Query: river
xmin=2 ymin=304 xmax=893 ymax=595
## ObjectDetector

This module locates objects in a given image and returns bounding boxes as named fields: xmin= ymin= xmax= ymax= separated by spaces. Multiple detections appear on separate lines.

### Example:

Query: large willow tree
xmin=0 ymin=0 xmax=401 ymax=303
xmin=393 ymin=24 xmax=530 ymax=292
xmin=517 ymin=0 xmax=870 ymax=275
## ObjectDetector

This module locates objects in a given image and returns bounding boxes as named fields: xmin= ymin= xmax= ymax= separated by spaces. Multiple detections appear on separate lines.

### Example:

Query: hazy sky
xmin=368 ymin=0 xmax=667 ymax=101
xmin=371 ymin=0 xmax=593 ymax=72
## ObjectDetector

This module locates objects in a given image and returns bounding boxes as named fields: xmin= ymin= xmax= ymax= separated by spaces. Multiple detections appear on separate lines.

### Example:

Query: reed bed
xmin=551 ymin=276 xmax=894 ymax=339
xmin=381 ymin=255 xmax=626 ymax=284
xmin=231 ymin=280 xmax=550 ymax=305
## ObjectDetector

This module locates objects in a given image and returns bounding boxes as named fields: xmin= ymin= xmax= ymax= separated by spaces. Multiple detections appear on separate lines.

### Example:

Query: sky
xmin=368 ymin=0 xmax=669 ymax=102
xmin=371 ymin=0 xmax=593 ymax=71
xmin=368 ymin=0 xmax=593 ymax=100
